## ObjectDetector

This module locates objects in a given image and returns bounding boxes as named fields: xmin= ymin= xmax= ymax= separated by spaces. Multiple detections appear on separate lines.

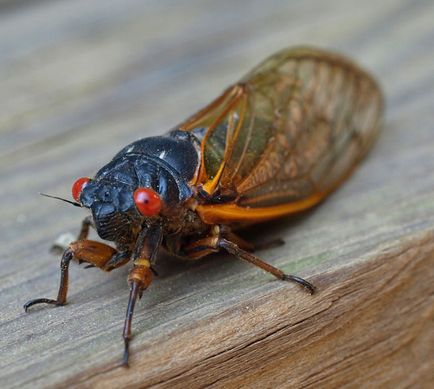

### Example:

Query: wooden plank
xmin=0 ymin=0 xmax=433 ymax=387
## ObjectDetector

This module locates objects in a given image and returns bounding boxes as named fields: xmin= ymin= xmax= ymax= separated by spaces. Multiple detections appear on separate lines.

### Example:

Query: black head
xmin=72 ymin=154 xmax=192 ymax=245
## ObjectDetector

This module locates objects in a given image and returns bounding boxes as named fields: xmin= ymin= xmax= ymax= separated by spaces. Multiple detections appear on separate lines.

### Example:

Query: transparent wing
xmin=179 ymin=47 xmax=383 ymax=210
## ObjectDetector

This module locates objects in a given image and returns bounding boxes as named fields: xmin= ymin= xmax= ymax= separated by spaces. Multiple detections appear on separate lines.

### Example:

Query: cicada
xmin=24 ymin=47 xmax=383 ymax=366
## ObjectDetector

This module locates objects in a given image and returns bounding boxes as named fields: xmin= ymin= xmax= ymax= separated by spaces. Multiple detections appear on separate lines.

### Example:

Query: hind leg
xmin=182 ymin=227 xmax=315 ymax=295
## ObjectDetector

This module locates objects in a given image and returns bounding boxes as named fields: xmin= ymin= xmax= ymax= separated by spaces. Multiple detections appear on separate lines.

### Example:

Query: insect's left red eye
xmin=72 ymin=177 xmax=90 ymax=202
xmin=133 ymin=188 xmax=162 ymax=217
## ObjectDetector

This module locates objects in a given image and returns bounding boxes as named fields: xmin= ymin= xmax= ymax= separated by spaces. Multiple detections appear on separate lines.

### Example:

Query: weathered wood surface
xmin=1 ymin=0 xmax=433 ymax=388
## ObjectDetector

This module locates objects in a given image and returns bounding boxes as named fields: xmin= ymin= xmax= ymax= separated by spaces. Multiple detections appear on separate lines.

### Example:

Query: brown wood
xmin=1 ymin=0 xmax=433 ymax=388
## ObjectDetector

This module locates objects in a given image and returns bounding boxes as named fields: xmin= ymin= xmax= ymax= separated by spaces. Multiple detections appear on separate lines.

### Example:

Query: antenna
xmin=39 ymin=193 xmax=82 ymax=207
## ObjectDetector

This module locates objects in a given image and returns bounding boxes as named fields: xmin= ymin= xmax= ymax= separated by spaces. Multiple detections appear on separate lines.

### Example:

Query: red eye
xmin=72 ymin=177 xmax=90 ymax=202
xmin=133 ymin=188 xmax=162 ymax=217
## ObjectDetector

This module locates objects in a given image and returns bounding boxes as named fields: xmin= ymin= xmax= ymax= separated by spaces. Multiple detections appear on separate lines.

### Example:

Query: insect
xmin=24 ymin=47 xmax=383 ymax=366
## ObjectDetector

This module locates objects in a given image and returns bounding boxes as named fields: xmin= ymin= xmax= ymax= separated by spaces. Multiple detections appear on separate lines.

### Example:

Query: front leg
xmin=24 ymin=240 xmax=129 ymax=311
xmin=122 ymin=223 xmax=163 ymax=367
xmin=24 ymin=248 xmax=73 ymax=311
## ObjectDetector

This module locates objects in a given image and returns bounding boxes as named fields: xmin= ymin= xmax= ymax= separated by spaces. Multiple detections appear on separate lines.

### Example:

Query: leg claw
xmin=23 ymin=298 xmax=62 ymax=312
xmin=282 ymin=274 xmax=316 ymax=295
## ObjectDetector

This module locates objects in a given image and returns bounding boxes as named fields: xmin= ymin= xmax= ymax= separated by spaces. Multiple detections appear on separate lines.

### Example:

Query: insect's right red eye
xmin=72 ymin=177 xmax=90 ymax=202
xmin=133 ymin=188 xmax=162 ymax=217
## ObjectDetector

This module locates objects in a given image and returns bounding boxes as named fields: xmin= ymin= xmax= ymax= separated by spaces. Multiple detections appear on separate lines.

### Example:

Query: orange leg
xmin=220 ymin=226 xmax=284 ymax=252
xmin=183 ymin=230 xmax=315 ymax=295
xmin=218 ymin=238 xmax=315 ymax=294
xmin=24 ymin=248 xmax=74 ymax=310
xmin=183 ymin=236 xmax=220 ymax=259
xmin=122 ymin=223 xmax=162 ymax=367
xmin=50 ymin=216 xmax=93 ymax=254
xmin=77 ymin=216 xmax=93 ymax=241
xmin=24 ymin=240 xmax=129 ymax=312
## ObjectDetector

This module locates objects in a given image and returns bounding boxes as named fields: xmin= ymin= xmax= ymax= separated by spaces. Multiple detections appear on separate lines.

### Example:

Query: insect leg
xmin=181 ymin=231 xmax=313 ymax=293
xmin=101 ymin=251 xmax=131 ymax=271
xmin=218 ymin=238 xmax=315 ymax=295
xmin=220 ymin=228 xmax=254 ymax=251
xmin=51 ymin=216 xmax=93 ymax=254
xmin=24 ymin=248 xmax=73 ymax=311
xmin=24 ymin=240 xmax=128 ymax=312
xmin=122 ymin=223 xmax=162 ymax=367
xmin=221 ymin=227 xmax=284 ymax=252
xmin=84 ymin=251 xmax=130 ymax=271
xmin=69 ymin=240 xmax=126 ymax=271
xmin=183 ymin=231 xmax=281 ymax=258
xmin=123 ymin=282 xmax=138 ymax=366
xmin=77 ymin=215 xmax=93 ymax=240
xmin=183 ymin=236 xmax=220 ymax=259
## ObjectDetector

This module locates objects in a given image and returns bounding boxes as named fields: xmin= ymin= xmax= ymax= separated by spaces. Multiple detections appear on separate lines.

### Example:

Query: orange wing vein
xmin=177 ymin=47 xmax=384 ymax=224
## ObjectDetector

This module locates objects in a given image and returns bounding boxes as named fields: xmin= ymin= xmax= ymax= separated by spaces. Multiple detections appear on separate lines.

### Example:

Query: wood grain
xmin=1 ymin=0 xmax=433 ymax=388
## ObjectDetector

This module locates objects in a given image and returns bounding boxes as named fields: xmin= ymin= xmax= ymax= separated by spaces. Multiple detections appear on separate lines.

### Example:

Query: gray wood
xmin=1 ymin=0 xmax=433 ymax=387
